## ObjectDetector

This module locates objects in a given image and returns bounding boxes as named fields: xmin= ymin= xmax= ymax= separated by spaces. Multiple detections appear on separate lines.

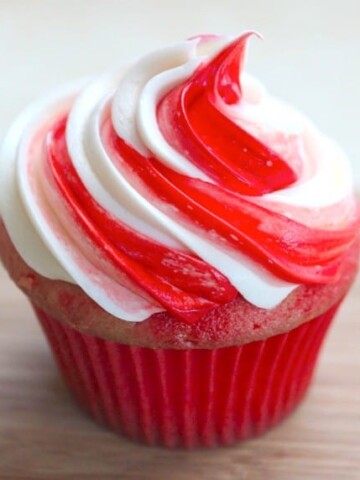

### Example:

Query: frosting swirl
xmin=1 ymin=33 xmax=359 ymax=324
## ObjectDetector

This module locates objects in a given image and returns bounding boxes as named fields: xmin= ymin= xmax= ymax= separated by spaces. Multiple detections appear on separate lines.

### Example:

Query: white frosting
xmin=0 ymin=36 xmax=355 ymax=321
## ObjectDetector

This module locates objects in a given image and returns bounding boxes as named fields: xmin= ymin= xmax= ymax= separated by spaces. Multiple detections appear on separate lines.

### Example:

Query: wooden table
xmin=0 ymin=263 xmax=359 ymax=480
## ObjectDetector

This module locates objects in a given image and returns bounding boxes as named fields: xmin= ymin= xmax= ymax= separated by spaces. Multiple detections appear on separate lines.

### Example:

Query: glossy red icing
xmin=157 ymin=33 xmax=298 ymax=195
xmin=107 ymin=125 xmax=358 ymax=285
xmin=46 ymin=119 xmax=237 ymax=323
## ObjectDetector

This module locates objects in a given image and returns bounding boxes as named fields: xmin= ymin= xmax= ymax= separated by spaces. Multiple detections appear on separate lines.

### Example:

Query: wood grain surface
xmin=0 ymin=262 xmax=359 ymax=480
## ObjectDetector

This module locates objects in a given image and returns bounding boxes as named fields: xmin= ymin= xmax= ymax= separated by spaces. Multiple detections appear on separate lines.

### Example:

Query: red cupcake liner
xmin=34 ymin=302 xmax=340 ymax=448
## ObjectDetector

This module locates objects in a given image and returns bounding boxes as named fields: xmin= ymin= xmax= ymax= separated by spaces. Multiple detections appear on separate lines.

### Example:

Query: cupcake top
xmin=0 ymin=32 xmax=359 ymax=332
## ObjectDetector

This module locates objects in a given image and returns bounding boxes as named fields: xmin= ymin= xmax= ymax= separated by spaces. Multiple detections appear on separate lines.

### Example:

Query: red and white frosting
xmin=1 ymin=33 xmax=359 ymax=323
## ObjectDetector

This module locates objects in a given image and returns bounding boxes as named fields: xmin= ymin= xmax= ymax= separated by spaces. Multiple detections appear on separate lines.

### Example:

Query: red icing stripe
xmin=45 ymin=118 xmax=237 ymax=324
xmin=106 ymin=124 xmax=359 ymax=285
xmin=157 ymin=34 xmax=298 ymax=195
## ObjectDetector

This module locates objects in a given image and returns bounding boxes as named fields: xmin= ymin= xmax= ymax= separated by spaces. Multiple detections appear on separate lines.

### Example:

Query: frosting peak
xmin=157 ymin=33 xmax=298 ymax=196
xmin=1 ymin=33 xmax=358 ymax=324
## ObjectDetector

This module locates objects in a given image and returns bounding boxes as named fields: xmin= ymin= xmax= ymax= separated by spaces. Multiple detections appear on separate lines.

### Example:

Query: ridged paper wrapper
xmin=34 ymin=302 xmax=339 ymax=448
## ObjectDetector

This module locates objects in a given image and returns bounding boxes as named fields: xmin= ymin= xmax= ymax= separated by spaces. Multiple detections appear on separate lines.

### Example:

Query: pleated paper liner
xmin=34 ymin=301 xmax=340 ymax=448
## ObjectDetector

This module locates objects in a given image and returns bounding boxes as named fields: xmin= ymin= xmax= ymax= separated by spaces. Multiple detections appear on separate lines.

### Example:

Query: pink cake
xmin=0 ymin=33 xmax=359 ymax=447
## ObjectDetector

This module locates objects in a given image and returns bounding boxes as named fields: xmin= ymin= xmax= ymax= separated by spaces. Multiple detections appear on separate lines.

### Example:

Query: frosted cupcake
xmin=0 ymin=33 xmax=359 ymax=448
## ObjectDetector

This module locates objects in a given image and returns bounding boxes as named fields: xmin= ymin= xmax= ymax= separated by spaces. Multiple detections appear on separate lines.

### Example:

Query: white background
xmin=1 ymin=0 xmax=359 ymax=186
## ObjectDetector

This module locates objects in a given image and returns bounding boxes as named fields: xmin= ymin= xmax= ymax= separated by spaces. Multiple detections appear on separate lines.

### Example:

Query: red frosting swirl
xmin=42 ymin=34 xmax=359 ymax=323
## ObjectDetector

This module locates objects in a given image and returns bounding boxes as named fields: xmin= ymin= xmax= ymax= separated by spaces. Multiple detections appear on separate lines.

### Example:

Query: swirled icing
xmin=0 ymin=33 xmax=358 ymax=323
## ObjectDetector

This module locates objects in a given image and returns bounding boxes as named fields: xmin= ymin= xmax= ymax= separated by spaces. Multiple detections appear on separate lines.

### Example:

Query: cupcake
xmin=0 ymin=33 xmax=359 ymax=448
